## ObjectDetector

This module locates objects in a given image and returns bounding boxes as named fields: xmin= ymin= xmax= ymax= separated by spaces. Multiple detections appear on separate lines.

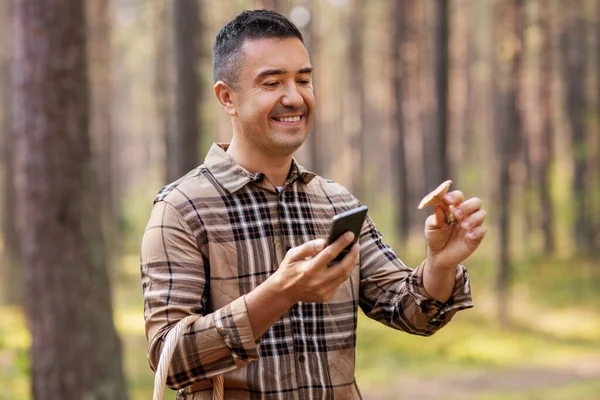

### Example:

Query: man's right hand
xmin=245 ymin=232 xmax=359 ymax=339
xmin=274 ymin=232 xmax=360 ymax=305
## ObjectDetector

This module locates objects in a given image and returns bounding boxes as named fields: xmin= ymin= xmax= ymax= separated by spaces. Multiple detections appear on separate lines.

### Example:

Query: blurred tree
xmin=403 ymin=0 xmax=427 ymax=234
xmin=1 ymin=1 xmax=21 ymax=305
xmin=596 ymin=0 xmax=600 ymax=255
xmin=154 ymin=0 xmax=174 ymax=184
xmin=87 ymin=0 xmax=118 ymax=271
xmin=451 ymin=0 xmax=473 ymax=177
xmin=169 ymin=0 xmax=202 ymax=181
xmin=537 ymin=0 xmax=556 ymax=254
xmin=391 ymin=0 xmax=410 ymax=243
xmin=11 ymin=0 xmax=127 ymax=398
xmin=494 ymin=0 xmax=524 ymax=325
xmin=346 ymin=0 xmax=365 ymax=200
xmin=254 ymin=0 xmax=289 ymax=14
xmin=300 ymin=0 xmax=322 ymax=173
xmin=561 ymin=0 xmax=590 ymax=254
xmin=432 ymin=0 xmax=450 ymax=183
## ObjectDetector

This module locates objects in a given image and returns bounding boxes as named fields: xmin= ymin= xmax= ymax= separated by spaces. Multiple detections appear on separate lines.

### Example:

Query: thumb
xmin=426 ymin=205 xmax=447 ymax=230
xmin=287 ymin=238 xmax=327 ymax=261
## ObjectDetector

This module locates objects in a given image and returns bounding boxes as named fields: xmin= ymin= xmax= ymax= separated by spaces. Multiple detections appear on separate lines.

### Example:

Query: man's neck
xmin=226 ymin=140 xmax=293 ymax=187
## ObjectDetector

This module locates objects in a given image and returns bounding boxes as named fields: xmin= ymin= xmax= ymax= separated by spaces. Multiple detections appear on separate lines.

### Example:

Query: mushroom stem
xmin=440 ymin=203 xmax=456 ymax=225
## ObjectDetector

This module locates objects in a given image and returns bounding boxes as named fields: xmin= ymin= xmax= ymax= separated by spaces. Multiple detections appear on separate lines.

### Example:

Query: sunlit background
xmin=1 ymin=0 xmax=599 ymax=399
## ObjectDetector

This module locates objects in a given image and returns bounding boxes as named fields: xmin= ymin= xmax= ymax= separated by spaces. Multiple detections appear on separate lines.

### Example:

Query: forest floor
xmin=360 ymin=356 xmax=600 ymax=400
xmin=3 ymin=254 xmax=600 ymax=399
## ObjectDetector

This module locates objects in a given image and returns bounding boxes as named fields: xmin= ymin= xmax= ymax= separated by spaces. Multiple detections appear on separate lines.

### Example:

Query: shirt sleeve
xmin=358 ymin=215 xmax=473 ymax=336
xmin=141 ymin=200 xmax=259 ymax=390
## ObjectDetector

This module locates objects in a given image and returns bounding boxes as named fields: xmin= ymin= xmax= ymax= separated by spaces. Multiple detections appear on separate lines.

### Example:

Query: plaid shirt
xmin=141 ymin=143 xmax=473 ymax=399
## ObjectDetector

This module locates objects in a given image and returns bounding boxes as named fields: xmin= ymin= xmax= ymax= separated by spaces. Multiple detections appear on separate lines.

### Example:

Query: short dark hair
xmin=213 ymin=9 xmax=304 ymax=87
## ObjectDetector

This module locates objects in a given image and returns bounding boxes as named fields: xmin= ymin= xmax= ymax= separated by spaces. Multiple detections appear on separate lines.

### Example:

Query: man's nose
xmin=281 ymin=83 xmax=304 ymax=108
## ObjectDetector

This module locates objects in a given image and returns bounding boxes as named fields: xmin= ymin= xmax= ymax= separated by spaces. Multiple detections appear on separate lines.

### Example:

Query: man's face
xmin=228 ymin=37 xmax=315 ymax=156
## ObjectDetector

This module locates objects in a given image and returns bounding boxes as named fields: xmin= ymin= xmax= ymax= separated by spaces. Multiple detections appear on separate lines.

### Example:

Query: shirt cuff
xmin=213 ymin=296 xmax=260 ymax=367
xmin=407 ymin=262 xmax=474 ymax=324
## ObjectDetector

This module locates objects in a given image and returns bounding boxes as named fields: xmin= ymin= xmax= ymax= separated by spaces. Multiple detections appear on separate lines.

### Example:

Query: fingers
xmin=444 ymin=190 xmax=465 ymax=207
xmin=465 ymin=225 xmax=487 ymax=242
xmin=313 ymin=231 xmax=356 ymax=266
xmin=460 ymin=209 xmax=487 ymax=231
xmin=324 ymin=243 xmax=360 ymax=285
xmin=450 ymin=196 xmax=483 ymax=222
xmin=287 ymin=238 xmax=327 ymax=261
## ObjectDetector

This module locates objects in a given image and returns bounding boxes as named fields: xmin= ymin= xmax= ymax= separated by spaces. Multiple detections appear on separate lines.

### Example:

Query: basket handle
xmin=153 ymin=314 xmax=224 ymax=400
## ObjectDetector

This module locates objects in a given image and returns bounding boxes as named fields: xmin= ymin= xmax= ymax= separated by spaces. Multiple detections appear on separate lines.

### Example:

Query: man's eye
xmin=298 ymin=80 xmax=311 ymax=85
xmin=264 ymin=81 xmax=279 ymax=87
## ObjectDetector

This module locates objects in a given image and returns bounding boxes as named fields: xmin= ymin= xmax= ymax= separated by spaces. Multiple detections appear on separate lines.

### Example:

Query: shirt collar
xmin=204 ymin=143 xmax=316 ymax=194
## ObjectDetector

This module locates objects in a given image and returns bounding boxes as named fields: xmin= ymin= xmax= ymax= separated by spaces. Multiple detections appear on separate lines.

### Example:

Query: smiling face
xmin=219 ymin=37 xmax=315 ymax=157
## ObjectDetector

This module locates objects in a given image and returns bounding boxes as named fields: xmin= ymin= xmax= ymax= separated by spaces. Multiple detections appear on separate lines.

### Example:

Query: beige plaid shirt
xmin=141 ymin=143 xmax=473 ymax=399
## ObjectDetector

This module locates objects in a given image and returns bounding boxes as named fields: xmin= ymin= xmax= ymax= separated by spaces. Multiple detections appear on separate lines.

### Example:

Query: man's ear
xmin=214 ymin=81 xmax=237 ymax=116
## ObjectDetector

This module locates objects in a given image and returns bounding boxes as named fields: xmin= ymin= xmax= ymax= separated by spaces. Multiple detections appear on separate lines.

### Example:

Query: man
xmin=141 ymin=9 xmax=487 ymax=399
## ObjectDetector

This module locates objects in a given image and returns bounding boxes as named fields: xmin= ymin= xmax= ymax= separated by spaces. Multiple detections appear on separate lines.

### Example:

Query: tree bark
xmin=392 ymin=0 xmax=410 ymax=243
xmin=494 ymin=0 xmax=523 ymax=326
xmin=170 ymin=0 xmax=201 ymax=182
xmin=594 ymin=0 xmax=600 ymax=255
xmin=537 ymin=0 xmax=555 ymax=254
xmin=87 ymin=0 xmax=118 ymax=271
xmin=11 ymin=0 xmax=128 ymax=398
xmin=153 ymin=1 xmax=173 ymax=185
xmin=1 ymin=0 xmax=21 ymax=305
xmin=302 ymin=0 xmax=322 ymax=174
xmin=346 ymin=0 xmax=365 ymax=200
xmin=561 ymin=0 xmax=589 ymax=254
xmin=403 ymin=0 xmax=427 ymax=234
xmin=433 ymin=0 xmax=450 ymax=183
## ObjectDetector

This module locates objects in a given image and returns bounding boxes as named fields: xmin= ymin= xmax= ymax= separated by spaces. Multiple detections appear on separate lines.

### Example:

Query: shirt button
xmin=298 ymin=354 xmax=305 ymax=362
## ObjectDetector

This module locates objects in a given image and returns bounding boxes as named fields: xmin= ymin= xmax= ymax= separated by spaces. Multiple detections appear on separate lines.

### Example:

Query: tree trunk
xmin=87 ymin=0 xmax=118 ymax=272
xmin=392 ymin=0 xmax=410 ymax=243
xmin=11 ymin=0 xmax=128 ymax=398
xmin=1 ymin=0 xmax=21 ymax=305
xmin=403 ymin=0 xmax=427 ymax=234
xmin=561 ymin=0 xmax=589 ymax=254
xmin=153 ymin=1 xmax=173 ymax=185
xmin=590 ymin=2 xmax=600 ymax=257
xmin=594 ymin=0 xmax=600 ymax=255
xmin=538 ymin=0 xmax=555 ymax=254
xmin=346 ymin=0 xmax=365 ymax=200
xmin=170 ymin=0 xmax=201 ymax=181
xmin=301 ymin=0 xmax=322 ymax=173
xmin=494 ymin=0 xmax=523 ymax=326
xmin=433 ymin=0 xmax=450 ymax=183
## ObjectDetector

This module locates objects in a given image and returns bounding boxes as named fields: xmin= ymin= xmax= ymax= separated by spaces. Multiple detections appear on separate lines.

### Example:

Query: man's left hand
xmin=425 ymin=190 xmax=487 ymax=271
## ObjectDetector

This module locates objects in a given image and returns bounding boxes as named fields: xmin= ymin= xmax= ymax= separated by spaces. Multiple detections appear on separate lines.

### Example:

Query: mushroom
xmin=417 ymin=179 xmax=455 ymax=225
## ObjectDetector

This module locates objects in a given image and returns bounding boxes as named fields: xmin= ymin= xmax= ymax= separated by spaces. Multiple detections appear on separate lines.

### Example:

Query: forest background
xmin=1 ymin=0 xmax=600 ymax=399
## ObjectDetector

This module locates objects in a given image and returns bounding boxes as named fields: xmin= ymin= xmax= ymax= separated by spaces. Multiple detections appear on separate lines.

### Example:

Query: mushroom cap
xmin=418 ymin=180 xmax=453 ymax=209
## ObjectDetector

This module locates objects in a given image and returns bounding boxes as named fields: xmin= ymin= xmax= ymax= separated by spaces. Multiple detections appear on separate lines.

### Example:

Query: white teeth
xmin=274 ymin=116 xmax=301 ymax=123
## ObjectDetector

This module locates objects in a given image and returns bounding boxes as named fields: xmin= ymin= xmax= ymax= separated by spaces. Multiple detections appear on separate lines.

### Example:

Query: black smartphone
xmin=326 ymin=205 xmax=368 ymax=264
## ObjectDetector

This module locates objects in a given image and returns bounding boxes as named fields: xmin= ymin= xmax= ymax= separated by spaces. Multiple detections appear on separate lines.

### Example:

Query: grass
xmin=355 ymin=310 xmax=600 ymax=391
xmin=1 ymin=255 xmax=599 ymax=399
xmin=475 ymin=381 xmax=600 ymax=400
